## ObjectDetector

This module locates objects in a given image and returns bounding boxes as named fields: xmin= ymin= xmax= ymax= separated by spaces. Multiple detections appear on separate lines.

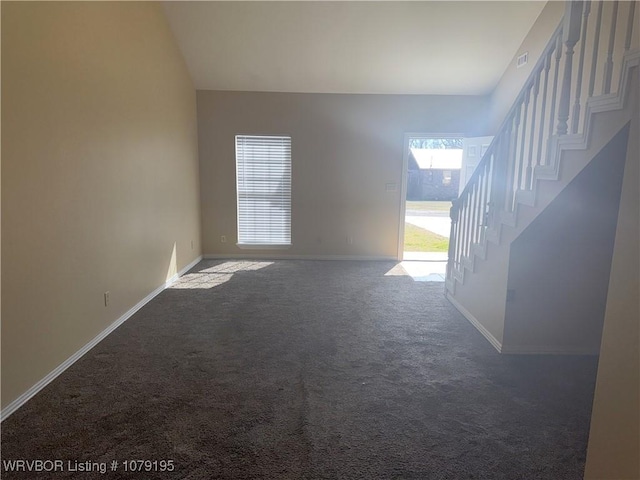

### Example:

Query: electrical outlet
xmin=347 ymin=236 xmax=353 ymax=245
xmin=221 ymin=235 xmax=227 ymax=243
xmin=104 ymin=291 xmax=110 ymax=307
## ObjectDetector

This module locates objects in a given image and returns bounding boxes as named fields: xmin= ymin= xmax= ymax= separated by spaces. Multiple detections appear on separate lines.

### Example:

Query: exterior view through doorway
xmin=398 ymin=134 xmax=462 ymax=281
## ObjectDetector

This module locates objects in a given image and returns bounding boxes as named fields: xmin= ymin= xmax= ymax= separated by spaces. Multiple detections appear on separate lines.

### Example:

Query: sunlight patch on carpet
xmin=385 ymin=261 xmax=446 ymax=282
xmin=170 ymin=261 xmax=274 ymax=289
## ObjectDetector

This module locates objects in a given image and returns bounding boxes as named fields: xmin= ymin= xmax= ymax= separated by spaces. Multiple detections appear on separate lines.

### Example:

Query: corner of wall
xmin=584 ymin=70 xmax=640 ymax=480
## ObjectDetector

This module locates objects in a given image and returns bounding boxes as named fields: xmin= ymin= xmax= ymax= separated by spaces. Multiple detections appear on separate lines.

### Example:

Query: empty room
xmin=1 ymin=1 xmax=638 ymax=479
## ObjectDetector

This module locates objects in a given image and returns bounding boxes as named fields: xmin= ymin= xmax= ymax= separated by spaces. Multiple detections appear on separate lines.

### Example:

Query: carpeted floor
xmin=1 ymin=260 xmax=598 ymax=479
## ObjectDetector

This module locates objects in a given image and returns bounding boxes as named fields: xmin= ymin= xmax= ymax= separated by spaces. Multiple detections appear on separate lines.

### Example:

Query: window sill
xmin=236 ymin=243 xmax=292 ymax=250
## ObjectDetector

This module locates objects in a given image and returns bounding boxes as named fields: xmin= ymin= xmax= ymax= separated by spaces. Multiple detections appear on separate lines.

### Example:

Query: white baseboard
xmin=500 ymin=345 xmax=600 ymax=355
xmin=0 ymin=255 xmax=203 ymax=422
xmin=445 ymin=293 xmax=600 ymax=356
xmin=203 ymin=253 xmax=397 ymax=261
xmin=445 ymin=292 xmax=503 ymax=353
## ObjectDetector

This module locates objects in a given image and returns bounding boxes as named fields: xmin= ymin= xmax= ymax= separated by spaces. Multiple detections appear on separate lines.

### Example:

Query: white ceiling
xmin=163 ymin=1 xmax=546 ymax=95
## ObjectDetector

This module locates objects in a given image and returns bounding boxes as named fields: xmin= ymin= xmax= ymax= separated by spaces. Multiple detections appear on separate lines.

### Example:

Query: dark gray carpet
xmin=1 ymin=260 xmax=598 ymax=479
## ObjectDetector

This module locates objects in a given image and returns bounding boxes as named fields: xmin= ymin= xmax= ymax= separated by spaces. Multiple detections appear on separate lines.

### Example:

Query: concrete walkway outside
xmin=405 ymin=215 xmax=451 ymax=238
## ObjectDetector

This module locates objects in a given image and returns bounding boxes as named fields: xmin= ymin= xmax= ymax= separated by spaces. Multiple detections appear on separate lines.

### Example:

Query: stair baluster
xmin=460 ymin=194 xmax=469 ymax=264
xmin=557 ymin=1 xmax=583 ymax=135
xmin=517 ymin=86 xmax=531 ymax=193
xmin=452 ymin=200 xmax=461 ymax=272
xmin=485 ymin=137 xmax=501 ymax=230
xmin=454 ymin=201 xmax=462 ymax=271
xmin=497 ymin=129 xmax=511 ymax=220
xmin=588 ymin=1 xmax=604 ymax=97
xmin=487 ymin=133 xmax=506 ymax=230
xmin=547 ymin=31 xmax=564 ymax=159
xmin=571 ymin=1 xmax=591 ymax=134
xmin=447 ymin=203 xmax=459 ymax=279
xmin=506 ymin=108 xmax=521 ymax=212
xmin=624 ymin=1 xmax=636 ymax=53
xmin=463 ymin=184 xmax=472 ymax=259
xmin=468 ymin=182 xmax=476 ymax=257
xmin=472 ymin=177 xmax=480 ymax=247
xmin=602 ymin=1 xmax=618 ymax=94
xmin=526 ymin=73 xmax=540 ymax=190
xmin=478 ymin=158 xmax=490 ymax=242
xmin=537 ymin=49 xmax=553 ymax=169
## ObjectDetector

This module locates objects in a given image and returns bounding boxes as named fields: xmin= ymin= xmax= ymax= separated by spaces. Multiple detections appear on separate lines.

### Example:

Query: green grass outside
xmin=405 ymin=201 xmax=452 ymax=212
xmin=404 ymin=223 xmax=449 ymax=252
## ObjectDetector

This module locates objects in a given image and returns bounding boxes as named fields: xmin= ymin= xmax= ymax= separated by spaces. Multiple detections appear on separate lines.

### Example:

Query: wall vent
xmin=516 ymin=52 xmax=529 ymax=68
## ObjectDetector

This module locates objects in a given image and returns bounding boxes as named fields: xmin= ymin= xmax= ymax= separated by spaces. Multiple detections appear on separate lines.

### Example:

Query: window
xmin=235 ymin=135 xmax=291 ymax=247
xmin=442 ymin=170 xmax=452 ymax=186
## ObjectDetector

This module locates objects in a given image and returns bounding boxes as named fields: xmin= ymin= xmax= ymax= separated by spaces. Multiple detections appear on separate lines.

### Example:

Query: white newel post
xmin=557 ymin=0 xmax=584 ymax=135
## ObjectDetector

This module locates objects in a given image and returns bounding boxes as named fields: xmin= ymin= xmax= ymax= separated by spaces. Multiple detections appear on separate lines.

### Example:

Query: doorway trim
xmin=397 ymin=132 xmax=465 ymax=261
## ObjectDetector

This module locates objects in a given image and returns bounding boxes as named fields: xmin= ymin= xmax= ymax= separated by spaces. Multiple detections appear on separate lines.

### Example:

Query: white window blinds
xmin=236 ymin=135 xmax=292 ymax=247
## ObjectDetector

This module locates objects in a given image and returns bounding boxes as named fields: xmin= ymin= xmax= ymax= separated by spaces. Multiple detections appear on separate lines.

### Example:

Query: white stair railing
xmin=447 ymin=0 xmax=638 ymax=288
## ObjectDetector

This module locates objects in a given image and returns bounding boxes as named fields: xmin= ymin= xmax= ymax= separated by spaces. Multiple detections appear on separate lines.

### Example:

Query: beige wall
xmin=585 ymin=77 xmax=639 ymax=480
xmin=197 ymin=91 xmax=488 ymax=257
xmin=488 ymin=1 xmax=564 ymax=133
xmin=1 ymin=3 xmax=3 ymax=375
xmin=448 ymin=239 xmax=510 ymax=348
xmin=503 ymin=124 xmax=629 ymax=354
xmin=1 ymin=2 xmax=201 ymax=409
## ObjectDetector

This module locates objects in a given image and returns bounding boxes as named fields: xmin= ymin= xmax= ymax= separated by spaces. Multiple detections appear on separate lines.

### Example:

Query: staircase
xmin=445 ymin=0 xmax=639 ymax=353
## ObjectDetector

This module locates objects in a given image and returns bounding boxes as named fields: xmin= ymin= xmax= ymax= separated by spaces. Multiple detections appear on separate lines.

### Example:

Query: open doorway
xmin=398 ymin=134 xmax=463 ymax=280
